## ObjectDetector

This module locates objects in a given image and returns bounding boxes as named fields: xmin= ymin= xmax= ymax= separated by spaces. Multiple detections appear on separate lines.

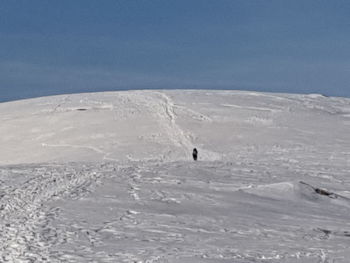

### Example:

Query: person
xmin=192 ymin=148 xmax=198 ymax=161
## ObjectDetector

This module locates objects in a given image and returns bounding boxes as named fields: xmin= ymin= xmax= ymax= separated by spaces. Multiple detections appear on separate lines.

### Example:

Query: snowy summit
xmin=1 ymin=90 xmax=350 ymax=262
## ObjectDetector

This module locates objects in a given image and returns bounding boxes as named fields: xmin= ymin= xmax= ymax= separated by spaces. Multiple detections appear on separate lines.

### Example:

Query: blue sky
xmin=1 ymin=0 xmax=350 ymax=102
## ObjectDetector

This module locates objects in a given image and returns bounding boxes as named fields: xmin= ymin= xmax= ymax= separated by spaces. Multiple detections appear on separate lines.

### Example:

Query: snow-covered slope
xmin=1 ymin=90 xmax=350 ymax=165
xmin=1 ymin=90 xmax=350 ymax=262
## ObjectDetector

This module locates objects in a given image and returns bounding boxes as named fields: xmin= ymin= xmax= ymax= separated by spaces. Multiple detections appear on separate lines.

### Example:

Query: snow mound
xmin=306 ymin=93 xmax=326 ymax=99
xmin=242 ymin=182 xmax=296 ymax=200
xmin=243 ymin=181 xmax=350 ymax=209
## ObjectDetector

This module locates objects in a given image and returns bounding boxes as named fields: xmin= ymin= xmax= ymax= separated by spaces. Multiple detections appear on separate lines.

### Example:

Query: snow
xmin=0 ymin=90 xmax=350 ymax=262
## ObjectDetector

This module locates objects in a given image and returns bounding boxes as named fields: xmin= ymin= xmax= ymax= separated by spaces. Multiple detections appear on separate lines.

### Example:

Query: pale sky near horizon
xmin=1 ymin=0 xmax=350 ymax=102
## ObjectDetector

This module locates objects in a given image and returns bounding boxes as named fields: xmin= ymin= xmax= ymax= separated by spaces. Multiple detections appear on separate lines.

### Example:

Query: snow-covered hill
xmin=1 ymin=90 xmax=350 ymax=262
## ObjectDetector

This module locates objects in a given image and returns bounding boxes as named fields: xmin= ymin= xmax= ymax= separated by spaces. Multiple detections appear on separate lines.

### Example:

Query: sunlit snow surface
xmin=1 ymin=90 xmax=350 ymax=262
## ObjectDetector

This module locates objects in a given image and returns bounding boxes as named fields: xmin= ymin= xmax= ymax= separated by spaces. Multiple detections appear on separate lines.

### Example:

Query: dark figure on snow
xmin=192 ymin=148 xmax=198 ymax=161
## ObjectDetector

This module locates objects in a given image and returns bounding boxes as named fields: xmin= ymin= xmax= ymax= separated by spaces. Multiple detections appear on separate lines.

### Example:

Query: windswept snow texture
xmin=1 ymin=90 xmax=350 ymax=262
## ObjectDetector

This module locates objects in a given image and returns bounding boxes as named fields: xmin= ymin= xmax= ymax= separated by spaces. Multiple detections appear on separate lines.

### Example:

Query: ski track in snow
xmin=0 ymin=164 xmax=105 ymax=262
xmin=49 ymin=95 xmax=72 ymax=115
xmin=155 ymin=92 xmax=193 ymax=153
xmin=1 ymin=90 xmax=350 ymax=262
xmin=118 ymin=91 xmax=221 ymax=162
